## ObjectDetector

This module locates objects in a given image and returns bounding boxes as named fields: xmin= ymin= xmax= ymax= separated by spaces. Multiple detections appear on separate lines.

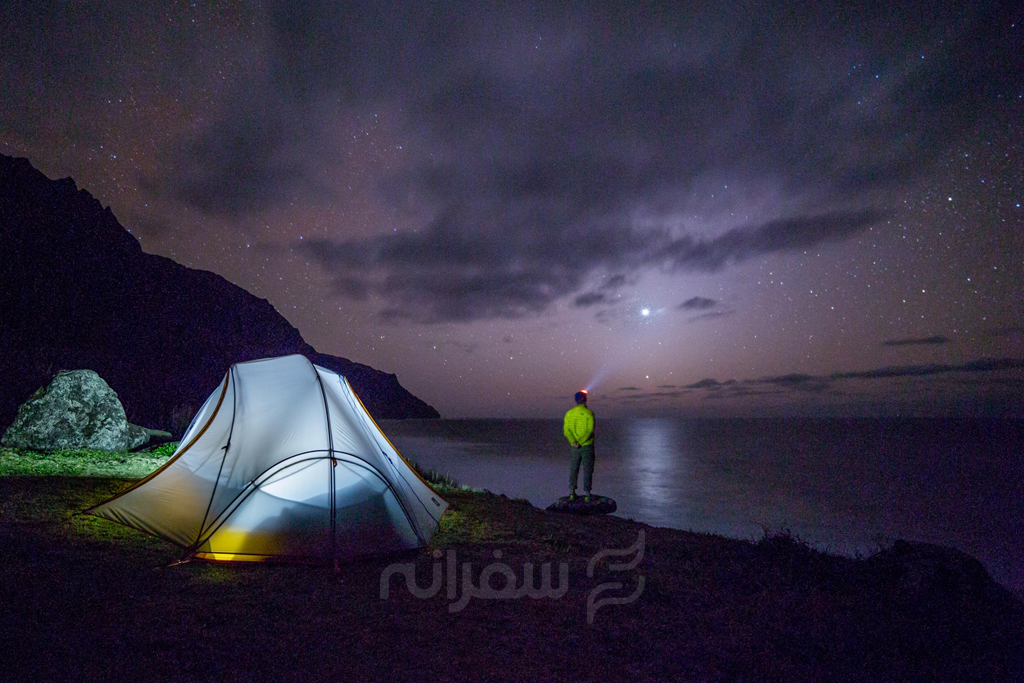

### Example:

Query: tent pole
xmin=330 ymin=453 xmax=337 ymax=565
xmin=195 ymin=366 xmax=238 ymax=550
xmin=312 ymin=361 xmax=338 ymax=567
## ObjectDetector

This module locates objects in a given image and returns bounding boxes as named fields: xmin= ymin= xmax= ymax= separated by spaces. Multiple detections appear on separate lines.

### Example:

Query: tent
xmin=86 ymin=355 xmax=448 ymax=562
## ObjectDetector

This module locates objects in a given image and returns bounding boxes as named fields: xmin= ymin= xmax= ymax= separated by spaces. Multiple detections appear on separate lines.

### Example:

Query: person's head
xmin=574 ymin=390 xmax=588 ymax=405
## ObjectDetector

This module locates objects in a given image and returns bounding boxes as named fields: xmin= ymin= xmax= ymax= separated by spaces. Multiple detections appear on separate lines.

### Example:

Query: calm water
xmin=381 ymin=418 xmax=1024 ymax=596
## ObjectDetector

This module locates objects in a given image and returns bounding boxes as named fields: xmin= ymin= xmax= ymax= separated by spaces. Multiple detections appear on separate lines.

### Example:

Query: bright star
xmin=641 ymin=308 xmax=650 ymax=316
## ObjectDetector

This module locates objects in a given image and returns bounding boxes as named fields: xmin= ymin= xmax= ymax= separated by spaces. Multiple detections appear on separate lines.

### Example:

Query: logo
xmin=586 ymin=530 xmax=645 ymax=624
xmin=380 ymin=530 xmax=645 ymax=625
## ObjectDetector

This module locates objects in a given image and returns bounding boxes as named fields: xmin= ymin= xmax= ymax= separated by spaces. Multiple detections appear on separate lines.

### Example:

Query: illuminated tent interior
xmin=87 ymin=355 xmax=448 ymax=562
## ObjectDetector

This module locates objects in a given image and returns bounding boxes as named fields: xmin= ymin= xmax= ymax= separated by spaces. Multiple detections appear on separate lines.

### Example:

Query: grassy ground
xmin=0 ymin=442 xmax=177 ymax=477
xmin=0 ymin=457 xmax=1022 ymax=681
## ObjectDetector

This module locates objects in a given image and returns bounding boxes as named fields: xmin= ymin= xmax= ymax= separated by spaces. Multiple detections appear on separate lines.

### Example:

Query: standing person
xmin=563 ymin=390 xmax=595 ymax=501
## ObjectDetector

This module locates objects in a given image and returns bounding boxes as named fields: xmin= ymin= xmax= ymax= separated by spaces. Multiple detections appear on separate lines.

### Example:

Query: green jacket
xmin=563 ymin=404 xmax=595 ymax=446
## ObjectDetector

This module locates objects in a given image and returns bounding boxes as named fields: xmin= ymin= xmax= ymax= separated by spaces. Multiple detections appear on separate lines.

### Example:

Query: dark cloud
xmin=618 ymin=389 xmax=686 ymax=401
xmin=831 ymin=358 xmax=1024 ymax=380
xmin=430 ymin=340 xmax=478 ymax=355
xmin=574 ymin=292 xmax=607 ymax=308
xmin=659 ymin=210 xmax=882 ymax=272
xmin=756 ymin=373 xmax=833 ymax=393
xmin=686 ymin=358 xmax=1024 ymax=400
xmin=331 ymin=275 xmax=371 ymax=300
xmin=882 ymin=335 xmax=950 ymax=347
xmin=679 ymin=296 xmax=717 ymax=310
xmin=985 ymin=326 xmax=1024 ymax=339
xmin=303 ymin=220 xmax=595 ymax=321
xmin=146 ymin=111 xmax=307 ymax=217
xmin=618 ymin=386 xmax=640 ymax=392
xmin=126 ymin=212 xmax=174 ymax=241
xmin=688 ymin=310 xmax=736 ymax=323
xmin=603 ymin=274 xmax=629 ymax=290
xmin=759 ymin=373 xmax=817 ymax=386
xmin=303 ymin=209 xmax=877 ymax=322
xmin=136 ymin=1 xmax=380 ymax=217
xmin=122 ymin=0 xmax=1008 ymax=319
xmin=705 ymin=387 xmax=783 ymax=400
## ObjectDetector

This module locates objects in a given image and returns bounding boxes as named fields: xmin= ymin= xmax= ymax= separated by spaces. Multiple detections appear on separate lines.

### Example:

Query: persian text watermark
xmin=381 ymin=530 xmax=645 ymax=624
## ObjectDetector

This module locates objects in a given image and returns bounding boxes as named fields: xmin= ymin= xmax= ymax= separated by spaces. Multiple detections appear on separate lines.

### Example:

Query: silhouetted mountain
xmin=0 ymin=154 xmax=439 ymax=432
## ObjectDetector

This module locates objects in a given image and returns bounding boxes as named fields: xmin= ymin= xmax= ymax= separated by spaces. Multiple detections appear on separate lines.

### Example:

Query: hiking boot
xmin=584 ymin=492 xmax=592 ymax=502
xmin=568 ymin=491 xmax=577 ymax=501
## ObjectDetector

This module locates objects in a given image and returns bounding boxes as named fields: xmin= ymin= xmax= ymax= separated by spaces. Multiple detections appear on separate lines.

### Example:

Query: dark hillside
xmin=0 ymin=154 xmax=439 ymax=431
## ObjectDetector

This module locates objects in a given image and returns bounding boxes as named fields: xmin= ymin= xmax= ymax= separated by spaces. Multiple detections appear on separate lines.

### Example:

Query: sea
xmin=381 ymin=418 xmax=1024 ymax=597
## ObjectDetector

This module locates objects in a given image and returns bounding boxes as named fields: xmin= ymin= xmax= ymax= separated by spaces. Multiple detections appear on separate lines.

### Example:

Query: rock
xmin=1 ymin=370 xmax=149 ymax=451
xmin=546 ymin=495 xmax=617 ymax=515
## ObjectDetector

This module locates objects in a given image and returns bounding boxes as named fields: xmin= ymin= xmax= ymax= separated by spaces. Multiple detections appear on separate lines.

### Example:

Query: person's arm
xmin=577 ymin=411 xmax=594 ymax=445
xmin=563 ymin=414 xmax=579 ymax=447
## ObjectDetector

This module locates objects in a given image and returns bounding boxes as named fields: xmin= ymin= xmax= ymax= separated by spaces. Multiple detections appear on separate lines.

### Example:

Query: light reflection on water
xmin=622 ymin=419 xmax=688 ymax=525
xmin=382 ymin=417 xmax=1024 ymax=596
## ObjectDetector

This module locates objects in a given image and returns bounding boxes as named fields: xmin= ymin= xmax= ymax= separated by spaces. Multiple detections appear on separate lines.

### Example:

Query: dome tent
xmin=86 ymin=355 xmax=447 ymax=562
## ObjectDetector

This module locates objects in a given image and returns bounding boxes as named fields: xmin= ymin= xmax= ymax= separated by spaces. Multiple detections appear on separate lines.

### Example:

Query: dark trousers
xmin=569 ymin=443 xmax=595 ymax=492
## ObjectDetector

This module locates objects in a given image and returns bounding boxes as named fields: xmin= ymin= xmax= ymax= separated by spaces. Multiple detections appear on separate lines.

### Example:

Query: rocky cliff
xmin=0 ymin=154 xmax=439 ymax=431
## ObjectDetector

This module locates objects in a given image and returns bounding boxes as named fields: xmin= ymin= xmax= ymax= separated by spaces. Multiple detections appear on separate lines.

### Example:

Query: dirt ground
xmin=1 ymin=477 xmax=1021 ymax=682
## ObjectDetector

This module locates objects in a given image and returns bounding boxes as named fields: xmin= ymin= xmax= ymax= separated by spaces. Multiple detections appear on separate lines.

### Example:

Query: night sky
xmin=3 ymin=1 xmax=1022 ymax=418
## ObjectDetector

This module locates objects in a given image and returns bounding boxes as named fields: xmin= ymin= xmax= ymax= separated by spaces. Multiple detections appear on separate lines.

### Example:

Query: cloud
xmin=603 ymin=274 xmax=629 ymax=290
xmin=659 ymin=210 xmax=882 ymax=272
xmin=831 ymin=358 xmax=1024 ymax=380
xmin=985 ymin=326 xmax=1024 ymax=339
xmin=429 ymin=340 xmax=478 ymax=355
xmin=574 ymin=292 xmax=607 ymax=308
xmin=756 ymin=373 xmax=833 ymax=393
xmin=759 ymin=373 xmax=817 ymax=385
xmin=126 ymin=212 xmax=174 ymax=241
xmin=80 ymin=0 xmax=1012 ymax=319
xmin=684 ymin=357 xmax=1024 ymax=400
xmin=882 ymin=335 xmax=950 ymax=347
xmin=688 ymin=310 xmax=736 ymax=323
xmin=704 ymin=386 xmax=784 ymax=400
xmin=617 ymin=389 xmax=687 ymax=401
xmin=141 ymin=94 xmax=326 ymax=218
xmin=618 ymin=386 xmax=640 ymax=391
xmin=679 ymin=296 xmax=717 ymax=310
xmin=685 ymin=378 xmax=722 ymax=389
xmin=302 ymin=209 xmax=878 ymax=322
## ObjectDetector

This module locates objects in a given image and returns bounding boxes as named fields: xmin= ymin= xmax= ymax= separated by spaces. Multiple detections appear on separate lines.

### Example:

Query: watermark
xmin=380 ymin=530 xmax=645 ymax=624
xmin=586 ymin=529 xmax=645 ymax=624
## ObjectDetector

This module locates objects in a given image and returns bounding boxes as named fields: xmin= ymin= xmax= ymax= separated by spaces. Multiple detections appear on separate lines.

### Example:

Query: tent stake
xmin=163 ymin=555 xmax=195 ymax=569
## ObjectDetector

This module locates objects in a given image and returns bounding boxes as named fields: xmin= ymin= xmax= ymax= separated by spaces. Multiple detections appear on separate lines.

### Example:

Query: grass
xmin=407 ymin=457 xmax=477 ymax=491
xmin=0 ymin=446 xmax=477 ymax=491
xmin=1 ymin=451 xmax=1022 ymax=681
xmin=0 ymin=442 xmax=177 ymax=477
xmin=1 ymin=476 xmax=1021 ymax=681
